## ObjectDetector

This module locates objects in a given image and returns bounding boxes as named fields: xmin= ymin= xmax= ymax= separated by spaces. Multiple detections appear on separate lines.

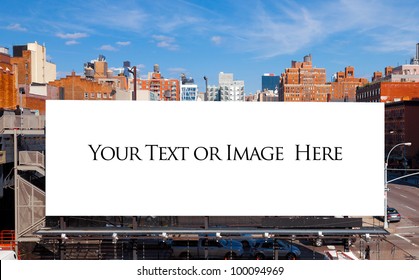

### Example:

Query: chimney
xmin=372 ymin=71 xmax=382 ymax=82
xmin=384 ymin=66 xmax=393 ymax=76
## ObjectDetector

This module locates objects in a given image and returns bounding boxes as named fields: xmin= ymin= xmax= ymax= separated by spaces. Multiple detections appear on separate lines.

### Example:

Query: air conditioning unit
xmin=0 ymin=151 xmax=6 ymax=164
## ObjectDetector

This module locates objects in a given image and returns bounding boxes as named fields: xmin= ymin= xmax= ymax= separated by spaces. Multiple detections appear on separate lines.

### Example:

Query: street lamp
xmin=128 ymin=66 xmax=137 ymax=101
xmin=384 ymin=142 xmax=411 ymax=228
xmin=203 ymin=76 xmax=208 ymax=101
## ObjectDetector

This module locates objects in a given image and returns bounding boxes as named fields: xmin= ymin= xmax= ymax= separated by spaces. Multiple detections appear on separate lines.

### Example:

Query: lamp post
xmin=128 ymin=66 xmax=137 ymax=101
xmin=384 ymin=142 xmax=412 ymax=228
xmin=203 ymin=76 xmax=208 ymax=101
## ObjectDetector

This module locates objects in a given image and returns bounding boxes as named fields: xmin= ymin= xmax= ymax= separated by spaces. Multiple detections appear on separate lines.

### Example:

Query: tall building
xmin=218 ymin=72 xmax=245 ymax=101
xmin=0 ymin=47 xmax=18 ymax=110
xmin=279 ymin=54 xmax=331 ymax=102
xmin=205 ymin=85 xmax=221 ymax=101
xmin=385 ymin=101 xmax=419 ymax=169
xmin=139 ymin=64 xmax=180 ymax=101
xmin=330 ymin=66 xmax=368 ymax=102
xmin=261 ymin=73 xmax=280 ymax=92
xmin=180 ymin=74 xmax=198 ymax=101
xmin=11 ymin=41 xmax=56 ymax=85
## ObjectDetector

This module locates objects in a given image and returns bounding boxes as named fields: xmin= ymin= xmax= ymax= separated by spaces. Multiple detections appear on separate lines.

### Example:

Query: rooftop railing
xmin=0 ymin=115 xmax=45 ymax=132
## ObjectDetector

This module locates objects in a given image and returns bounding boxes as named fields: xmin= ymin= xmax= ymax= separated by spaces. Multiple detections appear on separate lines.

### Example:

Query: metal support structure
xmin=132 ymin=216 xmax=138 ymax=260
xmin=2 ymin=115 xmax=46 ymax=256
xmin=204 ymin=216 xmax=209 ymax=229
xmin=13 ymin=130 xmax=18 ymax=255
xmin=36 ymin=227 xmax=389 ymax=238
xmin=384 ymin=142 xmax=412 ymax=229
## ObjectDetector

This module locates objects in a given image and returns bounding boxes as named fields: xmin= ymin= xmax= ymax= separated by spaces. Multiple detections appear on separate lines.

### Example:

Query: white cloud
xmin=156 ymin=15 xmax=203 ymax=32
xmin=116 ymin=41 xmax=131 ymax=46
xmin=6 ymin=23 xmax=27 ymax=32
xmin=211 ymin=36 xmax=222 ymax=45
xmin=56 ymin=32 xmax=88 ymax=39
xmin=220 ymin=0 xmax=419 ymax=58
xmin=65 ymin=40 xmax=79 ymax=45
xmin=99 ymin=44 xmax=118 ymax=51
xmin=152 ymin=35 xmax=175 ymax=42
xmin=69 ymin=3 xmax=148 ymax=33
xmin=152 ymin=35 xmax=179 ymax=51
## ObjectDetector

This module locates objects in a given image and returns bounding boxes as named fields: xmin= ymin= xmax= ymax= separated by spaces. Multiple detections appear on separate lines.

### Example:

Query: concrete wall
xmin=27 ymin=42 xmax=56 ymax=83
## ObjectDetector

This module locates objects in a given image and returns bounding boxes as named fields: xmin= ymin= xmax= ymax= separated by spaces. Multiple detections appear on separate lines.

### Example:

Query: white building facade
xmin=218 ymin=72 xmax=245 ymax=101
xmin=180 ymin=74 xmax=198 ymax=101
xmin=27 ymin=42 xmax=56 ymax=83
xmin=180 ymin=84 xmax=198 ymax=101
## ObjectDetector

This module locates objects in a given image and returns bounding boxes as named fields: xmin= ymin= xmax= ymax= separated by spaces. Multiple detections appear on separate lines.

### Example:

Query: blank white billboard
xmin=46 ymin=101 xmax=384 ymax=216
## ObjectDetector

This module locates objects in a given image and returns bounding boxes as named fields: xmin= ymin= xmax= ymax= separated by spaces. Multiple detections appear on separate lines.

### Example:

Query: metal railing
xmin=358 ymin=237 xmax=416 ymax=260
xmin=0 ymin=115 xmax=45 ymax=132
xmin=19 ymin=151 xmax=45 ymax=169
xmin=0 ymin=230 xmax=15 ymax=250
xmin=17 ymin=176 xmax=45 ymax=238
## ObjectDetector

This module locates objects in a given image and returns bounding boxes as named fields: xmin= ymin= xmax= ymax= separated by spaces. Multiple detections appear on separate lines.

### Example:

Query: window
xmin=103 ymin=93 xmax=107 ymax=99
xmin=84 ymin=92 xmax=88 ymax=99
xmin=261 ymin=242 xmax=273 ymax=249
xmin=91 ymin=93 xmax=95 ymax=98
xmin=97 ymin=93 xmax=102 ymax=99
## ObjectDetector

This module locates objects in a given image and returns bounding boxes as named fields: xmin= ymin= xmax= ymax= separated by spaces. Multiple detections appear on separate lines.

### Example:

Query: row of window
xmin=284 ymin=98 xmax=325 ymax=101
xmin=83 ymin=92 xmax=111 ymax=99
xmin=357 ymin=88 xmax=380 ymax=99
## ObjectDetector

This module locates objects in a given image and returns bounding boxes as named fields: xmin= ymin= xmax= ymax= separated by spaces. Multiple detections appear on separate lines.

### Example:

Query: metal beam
xmin=36 ymin=227 xmax=388 ymax=237
xmin=17 ymin=165 xmax=45 ymax=176
xmin=3 ymin=129 xmax=45 ymax=135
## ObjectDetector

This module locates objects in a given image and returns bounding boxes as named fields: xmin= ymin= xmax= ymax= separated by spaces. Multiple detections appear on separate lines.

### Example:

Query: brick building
xmin=356 ymin=81 xmax=419 ymax=103
xmin=330 ymin=66 xmax=368 ymax=102
xmin=385 ymin=101 xmax=419 ymax=169
xmin=24 ymin=83 xmax=60 ymax=114
xmin=0 ymin=47 xmax=17 ymax=110
xmin=85 ymin=55 xmax=128 ymax=91
xmin=357 ymin=44 xmax=419 ymax=103
xmin=279 ymin=54 xmax=331 ymax=102
xmin=1 ymin=42 xmax=58 ymax=114
xmin=139 ymin=64 xmax=180 ymax=101
xmin=49 ymin=71 xmax=115 ymax=101
xmin=11 ymin=42 xmax=56 ymax=85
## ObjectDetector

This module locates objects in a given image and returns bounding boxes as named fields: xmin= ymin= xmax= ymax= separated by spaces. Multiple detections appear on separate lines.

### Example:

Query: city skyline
xmin=1 ymin=0 xmax=419 ymax=93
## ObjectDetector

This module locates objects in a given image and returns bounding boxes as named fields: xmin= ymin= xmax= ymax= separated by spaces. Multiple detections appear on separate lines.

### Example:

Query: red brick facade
xmin=49 ymin=72 xmax=115 ymax=101
xmin=330 ymin=66 xmax=368 ymax=102
xmin=385 ymin=101 xmax=419 ymax=169
xmin=356 ymin=82 xmax=419 ymax=102
xmin=0 ymin=53 xmax=18 ymax=110
xmin=139 ymin=69 xmax=180 ymax=101
xmin=10 ymin=50 xmax=31 ymax=85
xmin=279 ymin=55 xmax=331 ymax=102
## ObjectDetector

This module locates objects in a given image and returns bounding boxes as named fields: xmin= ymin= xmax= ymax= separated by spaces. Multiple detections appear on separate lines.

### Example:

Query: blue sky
xmin=1 ymin=0 xmax=419 ymax=94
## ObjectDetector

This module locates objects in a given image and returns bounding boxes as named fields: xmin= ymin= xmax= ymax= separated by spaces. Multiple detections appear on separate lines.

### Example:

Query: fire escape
xmin=0 ymin=114 xmax=45 ymax=252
